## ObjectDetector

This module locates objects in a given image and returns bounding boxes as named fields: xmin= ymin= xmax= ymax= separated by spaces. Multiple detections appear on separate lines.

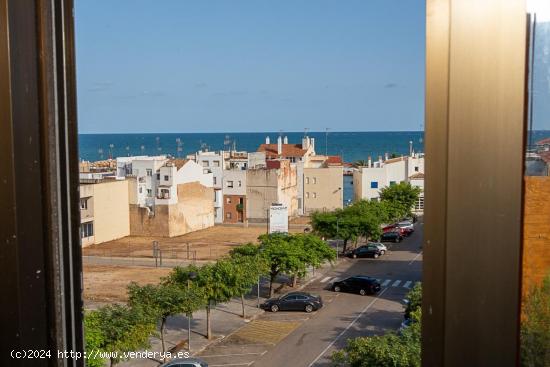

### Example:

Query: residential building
xmin=222 ymin=169 xmax=247 ymax=223
xmin=128 ymin=158 xmax=214 ymax=237
xmin=79 ymin=178 xmax=130 ymax=246
xmin=257 ymin=135 xmax=316 ymax=163
xmin=116 ymin=155 xmax=168 ymax=208
xmin=194 ymin=151 xmax=224 ymax=222
xmin=246 ymin=159 xmax=298 ymax=222
xmin=353 ymin=153 xmax=425 ymax=210
xmin=303 ymin=155 xmax=344 ymax=214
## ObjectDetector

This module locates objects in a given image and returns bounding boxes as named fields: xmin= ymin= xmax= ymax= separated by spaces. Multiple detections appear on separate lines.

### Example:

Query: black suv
xmin=347 ymin=245 xmax=383 ymax=259
xmin=260 ymin=291 xmax=323 ymax=313
xmin=332 ymin=276 xmax=381 ymax=296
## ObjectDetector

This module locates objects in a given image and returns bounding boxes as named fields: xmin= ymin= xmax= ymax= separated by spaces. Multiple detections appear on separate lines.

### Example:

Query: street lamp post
xmin=187 ymin=271 xmax=197 ymax=352
xmin=336 ymin=217 xmax=340 ymax=260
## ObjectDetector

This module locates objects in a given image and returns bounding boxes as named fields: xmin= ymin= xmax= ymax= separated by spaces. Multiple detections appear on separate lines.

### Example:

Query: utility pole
xmin=325 ymin=128 xmax=329 ymax=156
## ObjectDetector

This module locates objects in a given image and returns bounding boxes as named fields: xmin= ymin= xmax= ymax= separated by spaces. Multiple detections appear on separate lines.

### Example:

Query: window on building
xmin=313 ymin=177 xmax=317 ymax=184
xmin=202 ymin=160 xmax=209 ymax=167
xmin=390 ymin=181 xmax=396 ymax=186
xmin=306 ymin=177 xmax=310 ymax=184
xmin=146 ymin=189 xmax=152 ymax=197
xmin=156 ymin=173 xmax=160 ymax=180
xmin=213 ymin=177 xmax=217 ymax=185
xmin=415 ymin=166 xmax=419 ymax=172
xmin=139 ymin=187 xmax=143 ymax=194
xmin=226 ymin=197 xmax=232 ymax=204
xmin=80 ymin=222 xmax=94 ymax=238
xmin=226 ymin=212 xmax=232 ymax=219
xmin=313 ymin=192 xmax=317 ymax=198
xmin=146 ymin=168 xmax=152 ymax=176
xmin=306 ymin=192 xmax=310 ymax=198
xmin=80 ymin=198 xmax=88 ymax=210
xmin=415 ymin=196 xmax=424 ymax=211
xmin=227 ymin=180 xmax=234 ymax=188
xmin=213 ymin=160 xmax=220 ymax=167
xmin=164 ymin=175 xmax=169 ymax=181
xmin=238 ymin=180 xmax=242 ymax=187
xmin=371 ymin=181 xmax=378 ymax=189
xmin=290 ymin=157 xmax=296 ymax=163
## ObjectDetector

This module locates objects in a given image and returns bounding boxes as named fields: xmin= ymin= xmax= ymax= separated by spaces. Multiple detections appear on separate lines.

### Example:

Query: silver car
xmin=160 ymin=358 xmax=208 ymax=367
xmin=368 ymin=242 xmax=388 ymax=254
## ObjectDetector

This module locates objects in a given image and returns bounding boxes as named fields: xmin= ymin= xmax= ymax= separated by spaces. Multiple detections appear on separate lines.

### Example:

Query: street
xmin=196 ymin=221 xmax=423 ymax=367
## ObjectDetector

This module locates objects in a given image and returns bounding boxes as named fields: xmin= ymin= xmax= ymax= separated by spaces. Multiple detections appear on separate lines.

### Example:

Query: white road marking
xmin=408 ymin=251 xmax=422 ymax=265
xmin=392 ymin=280 xmax=401 ymax=287
xmin=200 ymin=351 xmax=266 ymax=358
xmin=381 ymin=279 xmax=391 ymax=287
xmin=307 ymin=288 xmax=389 ymax=367
xmin=209 ymin=363 xmax=253 ymax=367
xmin=404 ymin=281 xmax=412 ymax=288
xmin=320 ymin=276 xmax=332 ymax=283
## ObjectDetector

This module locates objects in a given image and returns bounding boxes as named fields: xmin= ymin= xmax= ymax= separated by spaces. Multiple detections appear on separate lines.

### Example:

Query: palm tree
xmin=353 ymin=160 xmax=368 ymax=167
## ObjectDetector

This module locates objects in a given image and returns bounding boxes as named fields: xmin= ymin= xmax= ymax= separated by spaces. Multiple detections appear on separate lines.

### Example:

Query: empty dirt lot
xmin=82 ymin=224 xmax=306 ymax=261
xmin=83 ymin=264 xmax=171 ymax=304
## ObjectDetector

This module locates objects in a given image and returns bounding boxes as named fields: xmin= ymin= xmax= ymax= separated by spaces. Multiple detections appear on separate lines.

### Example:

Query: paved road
xmin=197 ymin=222 xmax=424 ymax=367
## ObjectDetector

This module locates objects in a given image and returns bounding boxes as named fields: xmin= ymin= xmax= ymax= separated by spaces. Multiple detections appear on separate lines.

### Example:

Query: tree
xmin=332 ymin=305 xmax=421 ymax=367
xmin=127 ymin=282 xmax=203 ymax=357
xmin=86 ymin=304 xmax=155 ymax=366
xmin=257 ymin=233 xmax=335 ymax=296
xmin=379 ymin=182 xmax=421 ymax=219
xmin=229 ymin=244 xmax=269 ymax=318
xmin=353 ymin=159 xmax=368 ymax=167
xmin=83 ymin=310 xmax=106 ymax=367
xmin=166 ymin=262 xmax=235 ymax=340
xmin=521 ymin=272 xmax=550 ymax=367
xmin=311 ymin=209 xmax=362 ymax=254
xmin=404 ymin=282 xmax=422 ymax=319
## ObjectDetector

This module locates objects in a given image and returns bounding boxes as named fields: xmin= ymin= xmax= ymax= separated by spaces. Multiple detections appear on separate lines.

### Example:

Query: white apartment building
xmin=116 ymin=155 xmax=168 ymax=208
xmin=353 ymin=153 xmax=425 ymax=211
xmin=195 ymin=151 xmax=224 ymax=222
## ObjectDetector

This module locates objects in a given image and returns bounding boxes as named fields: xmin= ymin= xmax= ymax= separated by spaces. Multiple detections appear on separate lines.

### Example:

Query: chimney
xmin=277 ymin=136 xmax=282 ymax=155
xmin=302 ymin=137 xmax=309 ymax=150
xmin=283 ymin=136 xmax=288 ymax=144
xmin=266 ymin=136 xmax=270 ymax=144
xmin=409 ymin=140 xmax=413 ymax=156
xmin=368 ymin=156 xmax=372 ymax=168
xmin=310 ymin=138 xmax=315 ymax=153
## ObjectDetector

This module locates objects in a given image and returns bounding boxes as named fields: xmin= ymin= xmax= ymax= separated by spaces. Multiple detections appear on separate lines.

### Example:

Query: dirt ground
xmin=83 ymin=264 xmax=171 ymax=303
xmin=82 ymin=224 xmax=305 ymax=261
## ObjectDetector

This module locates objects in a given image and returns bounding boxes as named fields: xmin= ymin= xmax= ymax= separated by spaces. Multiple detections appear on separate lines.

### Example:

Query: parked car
xmin=382 ymin=224 xmax=397 ymax=233
xmin=160 ymin=358 xmax=208 ymax=367
xmin=368 ymin=241 xmax=388 ymax=254
xmin=381 ymin=231 xmax=403 ymax=242
xmin=347 ymin=244 xmax=383 ymax=258
xmin=397 ymin=221 xmax=414 ymax=230
xmin=260 ymin=291 xmax=323 ymax=313
xmin=332 ymin=276 xmax=381 ymax=296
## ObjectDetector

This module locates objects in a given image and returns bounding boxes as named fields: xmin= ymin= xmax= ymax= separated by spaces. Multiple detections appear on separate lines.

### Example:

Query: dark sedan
xmin=260 ymin=291 xmax=323 ymax=313
xmin=332 ymin=276 xmax=381 ymax=296
xmin=380 ymin=231 xmax=403 ymax=243
xmin=347 ymin=244 xmax=383 ymax=259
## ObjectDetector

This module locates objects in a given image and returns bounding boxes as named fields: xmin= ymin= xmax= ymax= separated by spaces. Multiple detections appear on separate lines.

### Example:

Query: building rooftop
xmin=257 ymin=143 xmax=307 ymax=158
xmin=409 ymin=172 xmax=425 ymax=179
xmin=166 ymin=159 xmax=188 ymax=169
xmin=535 ymin=137 xmax=550 ymax=146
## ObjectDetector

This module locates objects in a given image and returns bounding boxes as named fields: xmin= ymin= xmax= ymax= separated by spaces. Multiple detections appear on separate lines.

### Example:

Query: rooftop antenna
xmin=325 ymin=128 xmax=330 ymax=156
xmin=304 ymin=128 xmax=309 ymax=137
xmin=108 ymin=144 xmax=114 ymax=160
xmin=140 ymin=145 xmax=145 ymax=155
xmin=125 ymin=145 xmax=130 ymax=157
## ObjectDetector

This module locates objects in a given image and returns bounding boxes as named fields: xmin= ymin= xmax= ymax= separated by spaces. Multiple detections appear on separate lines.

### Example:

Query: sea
xmin=77 ymin=130 xmax=550 ymax=204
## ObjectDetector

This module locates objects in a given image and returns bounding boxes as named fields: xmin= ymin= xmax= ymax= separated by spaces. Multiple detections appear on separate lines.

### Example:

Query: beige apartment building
xmin=303 ymin=155 xmax=343 ymax=214
xmin=79 ymin=178 xmax=130 ymax=246
xmin=246 ymin=159 xmax=298 ymax=222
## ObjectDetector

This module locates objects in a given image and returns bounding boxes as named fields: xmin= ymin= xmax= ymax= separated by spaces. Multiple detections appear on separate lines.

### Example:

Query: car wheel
xmin=333 ymin=285 xmax=341 ymax=292
xmin=381 ymin=250 xmax=385 ymax=255
xmin=359 ymin=289 xmax=367 ymax=296
xmin=270 ymin=304 xmax=279 ymax=312
xmin=374 ymin=253 xmax=379 ymax=259
xmin=305 ymin=304 xmax=314 ymax=313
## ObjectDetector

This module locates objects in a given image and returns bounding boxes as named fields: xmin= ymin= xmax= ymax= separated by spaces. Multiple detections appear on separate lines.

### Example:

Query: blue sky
xmin=75 ymin=1 xmax=425 ymax=133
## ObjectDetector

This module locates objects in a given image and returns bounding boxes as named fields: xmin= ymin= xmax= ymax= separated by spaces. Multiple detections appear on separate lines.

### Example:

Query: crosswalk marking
xmin=392 ymin=280 xmax=402 ymax=287
xmin=404 ymin=281 xmax=412 ymax=288
xmin=320 ymin=276 xmax=332 ymax=283
xmin=382 ymin=279 xmax=392 ymax=287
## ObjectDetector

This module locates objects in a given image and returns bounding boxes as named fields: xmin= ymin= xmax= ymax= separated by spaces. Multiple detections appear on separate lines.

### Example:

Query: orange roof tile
xmin=257 ymin=144 xmax=307 ymax=158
